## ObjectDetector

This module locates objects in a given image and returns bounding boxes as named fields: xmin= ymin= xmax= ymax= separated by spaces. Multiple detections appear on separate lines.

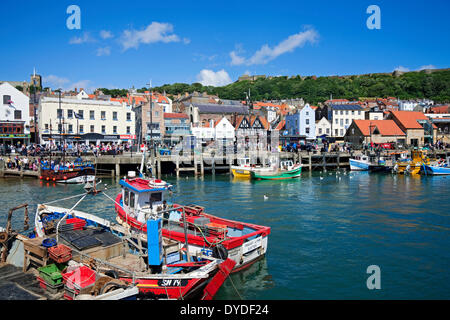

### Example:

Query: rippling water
xmin=1 ymin=171 xmax=449 ymax=299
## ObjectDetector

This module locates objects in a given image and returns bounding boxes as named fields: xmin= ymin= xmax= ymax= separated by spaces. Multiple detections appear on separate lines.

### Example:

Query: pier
xmin=1 ymin=149 xmax=449 ymax=179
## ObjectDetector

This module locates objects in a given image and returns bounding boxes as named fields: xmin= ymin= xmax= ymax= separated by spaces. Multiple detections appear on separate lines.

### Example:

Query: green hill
xmin=99 ymin=69 xmax=450 ymax=104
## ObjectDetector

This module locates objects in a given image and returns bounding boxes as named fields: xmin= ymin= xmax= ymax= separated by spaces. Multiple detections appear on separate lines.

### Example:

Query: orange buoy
xmin=46 ymin=177 xmax=50 ymax=181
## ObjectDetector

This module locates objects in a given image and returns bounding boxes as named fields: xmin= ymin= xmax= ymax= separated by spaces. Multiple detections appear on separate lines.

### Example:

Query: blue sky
xmin=1 ymin=0 xmax=449 ymax=92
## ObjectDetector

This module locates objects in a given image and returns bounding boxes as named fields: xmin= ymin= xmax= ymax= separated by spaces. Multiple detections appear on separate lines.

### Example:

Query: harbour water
xmin=0 ymin=171 xmax=449 ymax=299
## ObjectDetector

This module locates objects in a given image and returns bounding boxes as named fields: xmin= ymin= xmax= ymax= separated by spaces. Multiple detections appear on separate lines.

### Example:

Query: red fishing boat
xmin=34 ymin=203 xmax=236 ymax=300
xmin=114 ymin=172 xmax=271 ymax=273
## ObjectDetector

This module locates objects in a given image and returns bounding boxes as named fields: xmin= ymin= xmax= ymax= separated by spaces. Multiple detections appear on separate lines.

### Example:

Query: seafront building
xmin=38 ymin=95 xmax=135 ymax=145
xmin=0 ymin=82 xmax=31 ymax=145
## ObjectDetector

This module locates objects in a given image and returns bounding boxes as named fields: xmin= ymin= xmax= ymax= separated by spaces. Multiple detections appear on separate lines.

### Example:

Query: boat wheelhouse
xmin=349 ymin=155 xmax=370 ymax=171
xmin=115 ymin=173 xmax=271 ymax=272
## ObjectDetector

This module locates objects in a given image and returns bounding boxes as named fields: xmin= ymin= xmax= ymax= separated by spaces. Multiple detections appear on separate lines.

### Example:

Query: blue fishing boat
xmin=421 ymin=157 xmax=450 ymax=175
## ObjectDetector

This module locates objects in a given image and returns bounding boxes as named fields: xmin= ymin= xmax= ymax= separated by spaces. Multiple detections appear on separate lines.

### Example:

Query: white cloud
xmin=69 ymin=32 xmax=95 ymax=44
xmin=230 ymin=28 xmax=319 ymax=66
xmin=196 ymin=69 xmax=232 ymax=87
xmin=119 ymin=22 xmax=183 ymax=50
xmin=96 ymin=46 xmax=111 ymax=56
xmin=43 ymin=75 xmax=93 ymax=92
xmin=183 ymin=37 xmax=191 ymax=44
xmin=418 ymin=64 xmax=436 ymax=70
xmin=100 ymin=30 xmax=114 ymax=39
xmin=393 ymin=66 xmax=410 ymax=72
xmin=43 ymin=75 xmax=70 ymax=89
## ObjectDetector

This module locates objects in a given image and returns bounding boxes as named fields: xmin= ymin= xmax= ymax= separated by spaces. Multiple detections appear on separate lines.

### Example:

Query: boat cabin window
xmin=124 ymin=190 xmax=129 ymax=206
xmin=130 ymin=192 xmax=135 ymax=208
xmin=150 ymin=192 xmax=162 ymax=204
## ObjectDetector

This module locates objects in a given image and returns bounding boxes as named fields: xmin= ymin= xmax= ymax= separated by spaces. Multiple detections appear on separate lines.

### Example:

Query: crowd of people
xmin=0 ymin=141 xmax=133 ymax=157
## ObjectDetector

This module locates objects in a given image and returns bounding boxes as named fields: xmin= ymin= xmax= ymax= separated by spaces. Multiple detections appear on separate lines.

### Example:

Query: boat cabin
xmin=279 ymin=160 xmax=294 ymax=170
xmin=236 ymin=157 xmax=250 ymax=167
xmin=120 ymin=172 xmax=172 ymax=223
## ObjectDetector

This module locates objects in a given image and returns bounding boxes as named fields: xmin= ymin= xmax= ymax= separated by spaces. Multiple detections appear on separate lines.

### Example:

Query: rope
xmin=43 ymin=192 xmax=88 ymax=205
xmin=216 ymin=247 xmax=242 ymax=300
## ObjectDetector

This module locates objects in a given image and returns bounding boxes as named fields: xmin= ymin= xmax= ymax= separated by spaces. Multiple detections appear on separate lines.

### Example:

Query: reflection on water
xmin=1 ymin=171 xmax=449 ymax=299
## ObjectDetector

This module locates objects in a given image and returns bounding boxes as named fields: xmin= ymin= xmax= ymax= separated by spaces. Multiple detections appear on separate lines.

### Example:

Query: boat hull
xmin=421 ymin=165 xmax=450 ymax=175
xmin=231 ymin=167 xmax=251 ymax=178
xmin=250 ymin=166 xmax=302 ymax=180
xmin=40 ymin=167 xmax=96 ymax=183
xmin=350 ymin=159 xmax=370 ymax=171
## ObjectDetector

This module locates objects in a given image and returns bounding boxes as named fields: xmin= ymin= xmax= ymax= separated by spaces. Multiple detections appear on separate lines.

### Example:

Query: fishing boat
xmin=349 ymin=155 xmax=370 ymax=171
xmin=33 ymin=200 xmax=235 ymax=300
xmin=114 ymin=172 xmax=271 ymax=273
xmin=250 ymin=160 xmax=302 ymax=180
xmin=393 ymin=150 xmax=431 ymax=175
xmin=40 ymin=161 xmax=96 ymax=184
xmin=421 ymin=157 xmax=450 ymax=175
xmin=231 ymin=157 xmax=276 ymax=179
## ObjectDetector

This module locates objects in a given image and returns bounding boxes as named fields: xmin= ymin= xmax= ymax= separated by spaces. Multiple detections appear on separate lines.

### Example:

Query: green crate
xmin=37 ymin=263 xmax=66 ymax=286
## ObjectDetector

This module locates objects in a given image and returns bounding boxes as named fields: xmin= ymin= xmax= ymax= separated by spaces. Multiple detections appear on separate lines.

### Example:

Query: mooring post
xmin=176 ymin=157 xmax=180 ymax=178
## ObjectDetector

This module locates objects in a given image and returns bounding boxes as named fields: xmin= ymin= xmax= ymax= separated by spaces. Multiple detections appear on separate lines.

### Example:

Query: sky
xmin=1 ymin=0 xmax=449 ymax=92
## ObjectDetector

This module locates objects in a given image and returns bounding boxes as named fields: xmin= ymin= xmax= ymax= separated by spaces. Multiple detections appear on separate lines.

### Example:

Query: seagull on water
xmin=264 ymin=195 xmax=269 ymax=200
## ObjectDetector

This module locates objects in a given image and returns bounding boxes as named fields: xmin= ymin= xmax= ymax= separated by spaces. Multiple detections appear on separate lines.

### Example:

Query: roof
xmin=428 ymin=105 xmax=450 ymax=114
xmin=331 ymin=104 xmax=363 ymax=110
xmin=353 ymin=120 xmax=406 ymax=136
xmin=164 ymin=112 xmax=188 ymax=119
xmin=193 ymin=103 xmax=248 ymax=114
xmin=390 ymin=110 xmax=437 ymax=129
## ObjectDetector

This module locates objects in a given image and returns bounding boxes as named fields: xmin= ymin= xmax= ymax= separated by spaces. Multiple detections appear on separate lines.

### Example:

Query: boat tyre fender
xmin=105 ymin=270 xmax=119 ymax=279
xmin=212 ymin=244 xmax=228 ymax=260
xmin=100 ymin=281 xmax=128 ymax=295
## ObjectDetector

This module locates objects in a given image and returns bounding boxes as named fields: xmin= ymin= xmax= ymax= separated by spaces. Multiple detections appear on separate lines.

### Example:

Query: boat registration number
xmin=158 ymin=279 xmax=189 ymax=287
xmin=243 ymin=237 xmax=262 ymax=254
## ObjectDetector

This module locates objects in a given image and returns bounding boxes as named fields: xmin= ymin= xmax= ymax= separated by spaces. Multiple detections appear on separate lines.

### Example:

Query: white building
xmin=329 ymin=104 xmax=365 ymax=137
xmin=191 ymin=117 xmax=235 ymax=141
xmin=0 ymin=82 xmax=31 ymax=145
xmin=38 ymin=96 xmax=135 ymax=145
xmin=315 ymin=117 xmax=331 ymax=137
xmin=398 ymin=100 xmax=418 ymax=111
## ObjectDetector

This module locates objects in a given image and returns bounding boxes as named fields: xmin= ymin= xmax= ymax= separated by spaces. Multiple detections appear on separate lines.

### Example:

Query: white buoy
xmin=264 ymin=195 xmax=268 ymax=200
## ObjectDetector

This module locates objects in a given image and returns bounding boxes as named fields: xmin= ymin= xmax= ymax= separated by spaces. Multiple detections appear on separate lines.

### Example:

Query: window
xmin=14 ymin=110 xmax=22 ymax=119
xmin=113 ymin=112 xmax=118 ymax=120
xmin=340 ymin=110 xmax=343 ymax=115
xmin=67 ymin=110 xmax=73 ymax=118
xmin=340 ymin=119 xmax=343 ymax=126
xmin=90 ymin=110 xmax=95 ymax=120
xmin=124 ymin=190 xmax=129 ymax=206
xmin=90 ymin=125 xmax=95 ymax=133
xmin=326 ymin=128 xmax=330 ymax=134
xmin=345 ymin=119 xmax=349 ymax=125
xmin=79 ymin=125 xmax=84 ymax=133
xmin=45 ymin=124 xmax=49 ymax=130
xmin=126 ymin=112 xmax=131 ymax=121
xmin=3 ymin=95 xmax=11 ymax=104
xmin=113 ymin=126 xmax=117 ymax=134
xmin=358 ymin=111 xmax=361 ymax=115
xmin=101 ymin=125 xmax=106 ymax=134
xmin=57 ymin=109 xmax=63 ymax=119
xmin=68 ymin=124 xmax=73 ymax=133
xmin=154 ymin=111 xmax=159 ymax=117
xmin=126 ymin=126 xmax=130 ymax=134
xmin=319 ymin=128 xmax=322 ymax=134
xmin=306 ymin=127 xmax=310 ymax=134
xmin=58 ymin=124 xmax=62 ymax=133
xmin=335 ymin=118 xmax=338 ymax=124
xmin=306 ymin=119 xmax=309 ymax=125
xmin=129 ymin=192 xmax=135 ymax=208
xmin=345 ymin=110 xmax=349 ymax=115
xmin=306 ymin=111 xmax=309 ymax=116
xmin=340 ymin=129 xmax=344 ymax=136
xmin=78 ymin=110 xmax=84 ymax=119
xmin=335 ymin=129 xmax=338 ymax=136
xmin=101 ymin=111 xmax=106 ymax=120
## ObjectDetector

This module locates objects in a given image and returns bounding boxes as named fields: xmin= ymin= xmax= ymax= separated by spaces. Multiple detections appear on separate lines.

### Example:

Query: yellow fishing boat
xmin=393 ymin=150 xmax=431 ymax=175
xmin=231 ymin=158 xmax=252 ymax=178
